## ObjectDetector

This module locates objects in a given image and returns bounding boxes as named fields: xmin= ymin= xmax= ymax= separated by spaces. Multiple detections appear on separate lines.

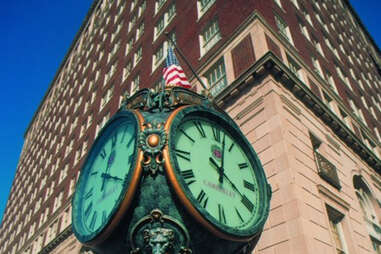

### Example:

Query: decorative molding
xmin=38 ymin=226 xmax=73 ymax=254
xmin=371 ymin=174 xmax=381 ymax=191
xmin=214 ymin=52 xmax=380 ymax=174
xmin=234 ymin=97 xmax=264 ymax=120
xmin=317 ymin=184 xmax=350 ymax=211
xmin=18 ymin=198 xmax=73 ymax=254
xmin=325 ymin=134 xmax=341 ymax=152
xmin=280 ymin=94 xmax=301 ymax=115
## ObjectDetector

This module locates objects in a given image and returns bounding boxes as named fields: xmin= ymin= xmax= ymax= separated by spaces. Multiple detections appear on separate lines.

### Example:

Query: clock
xmin=72 ymin=110 xmax=143 ymax=244
xmin=164 ymin=106 xmax=271 ymax=240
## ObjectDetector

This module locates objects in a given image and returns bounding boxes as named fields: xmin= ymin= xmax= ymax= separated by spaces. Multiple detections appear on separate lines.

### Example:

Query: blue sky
xmin=0 ymin=1 xmax=380 ymax=222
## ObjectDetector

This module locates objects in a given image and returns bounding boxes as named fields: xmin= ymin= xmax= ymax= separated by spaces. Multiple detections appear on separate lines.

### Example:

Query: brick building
xmin=1 ymin=0 xmax=380 ymax=253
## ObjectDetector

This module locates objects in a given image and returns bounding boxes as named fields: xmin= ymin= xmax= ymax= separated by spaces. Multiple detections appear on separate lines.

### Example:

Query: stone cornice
xmin=38 ymin=226 xmax=73 ymax=254
xmin=215 ymin=51 xmax=381 ymax=174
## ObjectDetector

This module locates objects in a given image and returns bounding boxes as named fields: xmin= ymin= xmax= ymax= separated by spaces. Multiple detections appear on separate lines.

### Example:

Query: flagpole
xmin=165 ymin=32 xmax=208 ymax=90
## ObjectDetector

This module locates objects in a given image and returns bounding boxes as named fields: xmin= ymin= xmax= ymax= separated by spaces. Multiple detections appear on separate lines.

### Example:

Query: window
xmin=61 ymin=207 xmax=72 ymax=230
xmin=335 ymin=64 xmax=352 ymax=91
xmin=354 ymin=176 xmax=379 ymax=224
xmin=354 ymin=175 xmax=381 ymax=250
xmin=153 ymin=42 xmax=166 ymax=71
xmin=299 ymin=20 xmax=310 ymax=41
xmin=205 ymin=58 xmax=227 ymax=96
xmin=326 ymin=206 xmax=348 ymax=254
xmin=138 ymin=1 xmax=146 ymax=17
xmin=361 ymin=96 xmax=369 ymax=109
xmin=313 ymin=39 xmax=325 ymax=57
xmin=325 ymin=71 xmax=338 ymax=94
xmin=134 ymin=46 xmax=142 ymax=66
xmin=349 ymin=99 xmax=363 ymax=122
xmin=197 ymin=0 xmax=215 ymax=18
xmin=302 ymin=7 xmax=312 ymax=26
xmin=154 ymin=15 xmax=165 ymax=39
xmin=136 ymin=22 xmax=144 ymax=41
xmin=104 ymin=64 xmax=116 ymax=85
xmin=167 ymin=3 xmax=176 ymax=21
xmin=59 ymin=164 xmax=68 ymax=183
xmin=96 ymin=113 xmax=109 ymax=138
xmin=128 ymin=15 xmax=136 ymax=32
xmin=310 ymin=133 xmax=341 ymax=189
xmin=131 ymin=75 xmax=140 ymax=94
xmin=154 ymin=4 xmax=176 ymax=41
xmin=123 ymin=61 xmax=132 ymax=81
xmin=372 ymin=239 xmax=381 ymax=254
xmin=101 ymin=87 xmax=113 ymax=110
xmin=155 ymin=0 xmax=166 ymax=14
xmin=275 ymin=15 xmax=294 ymax=45
xmin=291 ymin=0 xmax=299 ymax=9
xmin=287 ymin=55 xmax=305 ymax=83
xmin=312 ymin=56 xmax=323 ymax=77
xmin=200 ymin=19 xmax=221 ymax=56
xmin=125 ymin=38 xmax=134 ymax=56
xmin=323 ymin=91 xmax=335 ymax=113
xmin=274 ymin=0 xmax=282 ymax=8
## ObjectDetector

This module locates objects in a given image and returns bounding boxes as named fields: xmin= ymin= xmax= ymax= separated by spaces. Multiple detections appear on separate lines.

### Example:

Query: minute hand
xmin=219 ymin=133 xmax=226 ymax=184
xmin=209 ymin=157 xmax=243 ymax=198
xmin=221 ymin=171 xmax=244 ymax=198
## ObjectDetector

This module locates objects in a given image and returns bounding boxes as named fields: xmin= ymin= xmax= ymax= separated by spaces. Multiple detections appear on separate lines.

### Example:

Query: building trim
xmin=214 ymin=51 xmax=381 ymax=173
xmin=38 ymin=226 xmax=73 ymax=254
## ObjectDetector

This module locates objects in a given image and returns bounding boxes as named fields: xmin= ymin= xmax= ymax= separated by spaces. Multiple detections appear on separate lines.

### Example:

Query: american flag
xmin=163 ymin=47 xmax=191 ymax=89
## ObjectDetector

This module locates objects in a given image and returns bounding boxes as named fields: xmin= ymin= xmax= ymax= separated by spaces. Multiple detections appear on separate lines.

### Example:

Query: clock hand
xmin=101 ymin=149 xmax=117 ymax=191
xmin=101 ymin=173 xmax=122 ymax=181
xmin=209 ymin=157 xmax=244 ymax=198
xmin=209 ymin=157 xmax=224 ymax=185
xmin=220 ymin=133 xmax=226 ymax=184
xmin=222 ymin=172 xmax=244 ymax=198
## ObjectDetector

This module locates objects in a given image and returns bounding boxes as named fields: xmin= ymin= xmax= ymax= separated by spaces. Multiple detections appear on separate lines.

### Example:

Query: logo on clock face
xmin=211 ymin=145 xmax=222 ymax=161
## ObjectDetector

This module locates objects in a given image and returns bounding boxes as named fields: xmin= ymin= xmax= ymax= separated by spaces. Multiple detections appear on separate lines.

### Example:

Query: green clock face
xmin=167 ymin=108 xmax=270 ymax=239
xmin=72 ymin=112 xmax=139 ymax=243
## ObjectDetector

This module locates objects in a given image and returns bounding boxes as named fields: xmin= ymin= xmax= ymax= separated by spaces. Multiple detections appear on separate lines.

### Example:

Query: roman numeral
xmin=238 ymin=162 xmax=248 ymax=169
xmin=196 ymin=190 xmax=208 ymax=208
xmin=241 ymin=195 xmax=254 ymax=212
xmin=243 ymin=180 xmax=256 ymax=192
xmin=111 ymin=133 xmax=117 ymax=147
xmin=180 ymin=128 xmax=195 ymax=143
xmin=100 ymin=148 xmax=107 ymax=159
xmin=89 ymin=211 xmax=97 ymax=230
xmin=212 ymin=126 xmax=221 ymax=142
xmin=181 ymin=169 xmax=194 ymax=179
xmin=181 ymin=169 xmax=196 ymax=185
xmin=84 ymin=188 xmax=93 ymax=200
xmin=120 ymin=124 xmax=131 ymax=143
xmin=175 ymin=149 xmax=191 ymax=162
xmin=126 ymin=135 xmax=134 ymax=148
xmin=193 ymin=121 xmax=206 ymax=138
xmin=228 ymin=143 xmax=235 ymax=152
xmin=218 ymin=204 xmax=227 ymax=224
xmin=102 ymin=210 xmax=107 ymax=224
xmin=235 ymin=207 xmax=244 ymax=223
xmin=84 ymin=202 xmax=93 ymax=217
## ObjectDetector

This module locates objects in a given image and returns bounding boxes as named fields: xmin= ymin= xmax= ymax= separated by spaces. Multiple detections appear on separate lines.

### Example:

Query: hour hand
xmin=101 ymin=173 xmax=122 ymax=181
xmin=209 ymin=157 xmax=219 ymax=169
xmin=209 ymin=157 xmax=224 ymax=183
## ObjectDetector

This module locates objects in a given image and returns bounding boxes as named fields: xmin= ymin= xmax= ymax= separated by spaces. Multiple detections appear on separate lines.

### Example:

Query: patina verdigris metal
xmin=83 ymin=87 xmax=268 ymax=254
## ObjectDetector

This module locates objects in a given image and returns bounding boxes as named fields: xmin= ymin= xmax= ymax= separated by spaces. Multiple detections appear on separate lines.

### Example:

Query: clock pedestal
xmin=75 ymin=88 xmax=271 ymax=254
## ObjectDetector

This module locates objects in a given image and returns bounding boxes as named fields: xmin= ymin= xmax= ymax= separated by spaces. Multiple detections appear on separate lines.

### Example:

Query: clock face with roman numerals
xmin=167 ymin=108 xmax=270 ymax=238
xmin=72 ymin=111 xmax=139 ymax=243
